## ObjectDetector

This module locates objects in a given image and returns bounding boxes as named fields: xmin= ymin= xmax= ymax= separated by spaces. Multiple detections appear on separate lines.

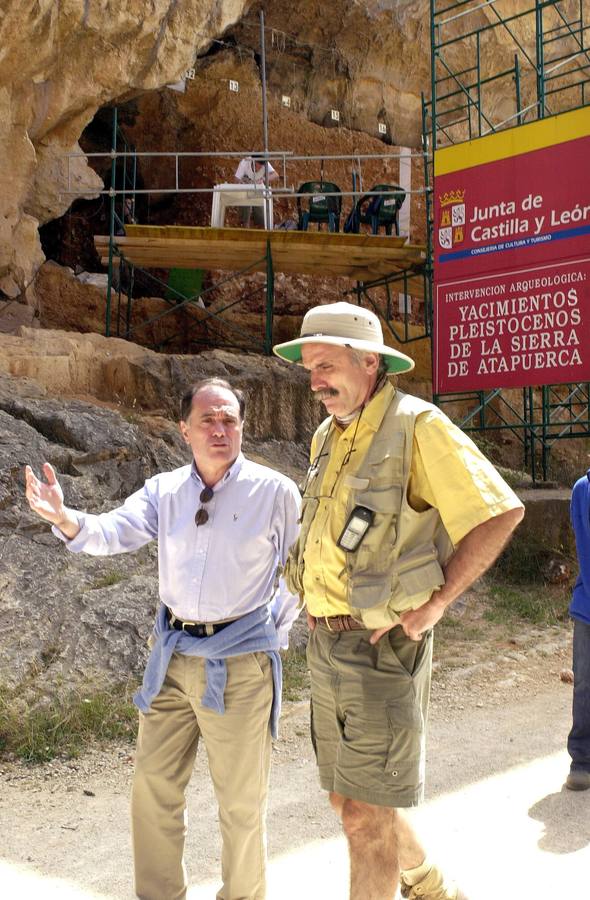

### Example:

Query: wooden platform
xmin=94 ymin=225 xmax=426 ymax=294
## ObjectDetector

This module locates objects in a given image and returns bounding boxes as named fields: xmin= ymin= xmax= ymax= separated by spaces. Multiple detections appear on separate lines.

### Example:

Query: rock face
xmin=0 ymin=327 xmax=577 ymax=701
xmin=1 ymin=0 xmax=548 ymax=305
xmin=0 ymin=376 xmax=181 ymax=692
xmin=0 ymin=2 xmax=581 ymax=715
xmin=0 ymin=330 xmax=318 ymax=698
xmin=0 ymin=0 xmax=250 ymax=299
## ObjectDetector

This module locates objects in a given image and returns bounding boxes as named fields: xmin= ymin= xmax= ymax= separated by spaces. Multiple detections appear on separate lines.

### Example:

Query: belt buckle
xmin=181 ymin=620 xmax=197 ymax=632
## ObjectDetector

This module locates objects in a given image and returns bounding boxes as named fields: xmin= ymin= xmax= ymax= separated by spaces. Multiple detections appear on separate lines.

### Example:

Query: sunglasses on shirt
xmin=195 ymin=486 xmax=214 ymax=526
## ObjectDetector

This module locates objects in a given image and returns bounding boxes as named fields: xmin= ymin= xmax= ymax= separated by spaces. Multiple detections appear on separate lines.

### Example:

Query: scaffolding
xmin=59 ymin=10 xmax=431 ymax=354
xmin=423 ymin=0 xmax=590 ymax=480
xmin=79 ymin=107 xmax=431 ymax=356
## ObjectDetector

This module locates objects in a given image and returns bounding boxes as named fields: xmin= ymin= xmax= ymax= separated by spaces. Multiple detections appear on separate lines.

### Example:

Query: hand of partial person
xmin=24 ymin=463 xmax=66 ymax=525
xmin=399 ymin=596 xmax=446 ymax=641
xmin=306 ymin=610 xmax=317 ymax=631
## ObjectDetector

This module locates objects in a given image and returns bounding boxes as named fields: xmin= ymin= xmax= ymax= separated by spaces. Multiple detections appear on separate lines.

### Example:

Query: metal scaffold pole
xmin=260 ymin=10 xmax=271 ymax=232
xmin=106 ymin=107 xmax=118 ymax=338
xmin=264 ymin=240 xmax=274 ymax=356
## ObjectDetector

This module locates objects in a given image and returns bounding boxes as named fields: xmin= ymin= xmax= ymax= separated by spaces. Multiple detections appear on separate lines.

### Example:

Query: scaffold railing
xmin=425 ymin=0 xmax=589 ymax=150
xmin=80 ymin=106 xmax=432 ymax=354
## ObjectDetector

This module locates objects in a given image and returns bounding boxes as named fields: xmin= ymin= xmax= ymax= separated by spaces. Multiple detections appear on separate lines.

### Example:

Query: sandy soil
xmin=1 ymin=611 xmax=588 ymax=900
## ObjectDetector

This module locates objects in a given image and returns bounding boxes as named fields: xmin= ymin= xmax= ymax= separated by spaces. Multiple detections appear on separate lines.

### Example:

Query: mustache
xmin=315 ymin=389 xmax=339 ymax=401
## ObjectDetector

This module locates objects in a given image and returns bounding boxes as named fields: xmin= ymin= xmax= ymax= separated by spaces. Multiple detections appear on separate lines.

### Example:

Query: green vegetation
xmin=492 ymin=530 xmax=573 ymax=585
xmin=0 ymin=650 xmax=311 ymax=764
xmin=281 ymin=648 xmax=310 ymax=702
xmin=484 ymin=583 xmax=570 ymax=627
xmin=495 ymin=464 xmax=533 ymax=488
xmin=88 ymin=570 xmax=127 ymax=590
xmin=437 ymin=619 xmax=485 ymax=643
xmin=0 ymin=683 xmax=138 ymax=763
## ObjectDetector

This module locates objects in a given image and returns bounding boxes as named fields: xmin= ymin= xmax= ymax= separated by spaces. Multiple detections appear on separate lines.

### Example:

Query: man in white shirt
xmin=234 ymin=154 xmax=278 ymax=227
xmin=25 ymin=377 xmax=300 ymax=900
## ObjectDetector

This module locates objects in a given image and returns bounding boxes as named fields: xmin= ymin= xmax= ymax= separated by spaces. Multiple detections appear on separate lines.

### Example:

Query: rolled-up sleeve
xmin=409 ymin=411 xmax=524 ymax=546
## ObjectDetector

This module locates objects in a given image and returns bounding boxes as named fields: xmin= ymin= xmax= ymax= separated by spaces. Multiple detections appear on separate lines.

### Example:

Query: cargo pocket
xmin=386 ymin=704 xmax=424 ymax=790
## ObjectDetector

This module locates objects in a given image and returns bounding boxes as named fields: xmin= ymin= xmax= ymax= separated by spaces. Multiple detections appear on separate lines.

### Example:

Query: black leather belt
xmin=167 ymin=609 xmax=235 ymax=638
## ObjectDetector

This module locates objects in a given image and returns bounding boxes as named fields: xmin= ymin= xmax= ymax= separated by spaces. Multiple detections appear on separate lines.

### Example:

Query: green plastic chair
xmin=297 ymin=181 xmax=342 ymax=232
xmin=356 ymin=184 xmax=406 ymax=235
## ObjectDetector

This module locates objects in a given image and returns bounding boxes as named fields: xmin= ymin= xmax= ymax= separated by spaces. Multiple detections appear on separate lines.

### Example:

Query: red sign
xmin=433 ymin=110 xmax=590 ymax=393
xmin=435 ymin=258 xmax=589 ymax=393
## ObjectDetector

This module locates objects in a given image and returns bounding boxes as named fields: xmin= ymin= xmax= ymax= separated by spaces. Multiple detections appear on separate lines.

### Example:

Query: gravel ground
xmin=0 ymin=596 xmax=585 ymax=900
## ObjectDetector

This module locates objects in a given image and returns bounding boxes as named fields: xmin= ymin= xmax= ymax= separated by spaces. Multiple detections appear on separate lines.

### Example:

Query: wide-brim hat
xmin=273 ymin=301 xmax=415 ymax=373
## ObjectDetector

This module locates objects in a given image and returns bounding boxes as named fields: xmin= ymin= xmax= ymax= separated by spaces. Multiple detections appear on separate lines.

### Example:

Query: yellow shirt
xmin=302 ymin=382 xmax=523 ymax=617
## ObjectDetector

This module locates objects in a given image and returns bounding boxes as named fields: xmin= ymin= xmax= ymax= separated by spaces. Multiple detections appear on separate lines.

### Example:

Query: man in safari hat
xmin=274 ymin=302 xmax=524 ymax=900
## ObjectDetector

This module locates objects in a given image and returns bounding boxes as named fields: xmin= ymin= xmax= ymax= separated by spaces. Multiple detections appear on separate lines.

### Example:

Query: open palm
xmin=25 ymin=463 xmax=65 ymax=524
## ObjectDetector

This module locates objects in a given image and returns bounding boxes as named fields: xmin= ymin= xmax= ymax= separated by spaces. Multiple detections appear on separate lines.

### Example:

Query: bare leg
xmin=330 ymin=792 xmax=427 ymax=900
xmin=395 ymin=808 xmax=427 ymax=871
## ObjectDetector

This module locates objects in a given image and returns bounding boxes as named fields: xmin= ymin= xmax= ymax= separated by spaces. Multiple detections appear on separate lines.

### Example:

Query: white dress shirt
xmin=56 ymin=454 xmax=301 ymax=647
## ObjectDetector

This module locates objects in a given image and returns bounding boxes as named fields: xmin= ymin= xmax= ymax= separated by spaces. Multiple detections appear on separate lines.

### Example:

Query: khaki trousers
xmin=131 ymin=649 xmax=273 ymax=900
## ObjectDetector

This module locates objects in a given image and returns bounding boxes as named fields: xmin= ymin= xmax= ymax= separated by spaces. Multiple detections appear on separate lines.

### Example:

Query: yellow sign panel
xmin=435 ymin=106 xmax=590 ymax=176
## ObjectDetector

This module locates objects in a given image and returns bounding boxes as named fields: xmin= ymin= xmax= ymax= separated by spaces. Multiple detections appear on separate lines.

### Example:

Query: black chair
xmin=297 ymin=181 xmax=342 ymax=232
xmin=350 ymin=184 xmax=406 ymax=236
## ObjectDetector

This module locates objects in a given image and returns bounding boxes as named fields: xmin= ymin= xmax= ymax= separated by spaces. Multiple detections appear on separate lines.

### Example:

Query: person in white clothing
xmin=234 ymin=154 xmax=278 ymax=226
xmin=25 ymin=377 xmax=300 ymax=900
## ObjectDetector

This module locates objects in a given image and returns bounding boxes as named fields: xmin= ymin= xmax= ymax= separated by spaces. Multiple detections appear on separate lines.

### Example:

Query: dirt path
xmin=1 ymin=621 xmax=589 ymax=900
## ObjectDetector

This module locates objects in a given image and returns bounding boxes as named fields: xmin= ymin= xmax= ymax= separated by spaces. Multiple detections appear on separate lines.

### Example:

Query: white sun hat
xmin=273 ymin=301 xmax=415 ymax=373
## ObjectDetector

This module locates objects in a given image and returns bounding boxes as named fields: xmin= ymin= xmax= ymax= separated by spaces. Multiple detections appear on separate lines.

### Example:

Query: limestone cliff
xmin=0 ymin=330 xmax=318 ymax=695
xmin=0 ymin=0 xmax=251 ymax=300
xmin=1 ymin=0 xmax=544 ymax=308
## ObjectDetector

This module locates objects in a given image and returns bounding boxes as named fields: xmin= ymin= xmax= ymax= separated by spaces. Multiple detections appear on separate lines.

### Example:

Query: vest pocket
xmin=395 ymin=545 xmax=445 ymax=599
xmin=349 ymin=576 xmax=393 ymax=610
xmin=356 ymin=483 xmax=402 ymax=513
xmin=352 ymin=484 xmax=402 ymax=571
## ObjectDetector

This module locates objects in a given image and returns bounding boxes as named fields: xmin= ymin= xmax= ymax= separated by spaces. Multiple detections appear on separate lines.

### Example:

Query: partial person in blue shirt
xmin=566 ymin=468 xmax=590 ymax=791
xmin=25 ymin=376 xmax=301 ymax=900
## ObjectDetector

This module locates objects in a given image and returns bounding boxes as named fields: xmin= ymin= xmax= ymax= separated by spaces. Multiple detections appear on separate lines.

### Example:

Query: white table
xmin=210 ymin=182 xmax=273 ymax=229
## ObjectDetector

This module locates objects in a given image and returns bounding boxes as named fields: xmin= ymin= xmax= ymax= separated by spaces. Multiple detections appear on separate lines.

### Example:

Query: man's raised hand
xmin=25 ymin=463 xmax=80 ymax=538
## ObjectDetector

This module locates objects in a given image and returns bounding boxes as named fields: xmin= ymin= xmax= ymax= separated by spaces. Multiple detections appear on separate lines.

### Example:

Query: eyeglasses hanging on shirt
xmin=299 ymin=407 xmax=364 ymax=504
xmin=195 ymin=486 xmax=214 ymax=526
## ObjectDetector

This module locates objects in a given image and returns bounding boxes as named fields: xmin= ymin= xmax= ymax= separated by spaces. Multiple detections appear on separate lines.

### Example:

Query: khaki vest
xmin=285 ymin=389 xmax=455 ymax=629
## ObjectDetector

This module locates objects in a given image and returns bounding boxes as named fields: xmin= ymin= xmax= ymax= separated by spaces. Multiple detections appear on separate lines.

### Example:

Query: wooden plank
xmin=113 ymin=226 xmax=426 ymax=259
xmin=94 ymin=224 xmax=426 ymax=284
xmin=98 ymin=250 xmax=423 ymax=271
xmin=124 ymin=224 xmax=415 ymax=251
xmin=108 ymin=249 xmax=420 ymax=271
xmin=101 ymin=257 xmax=409 ymax=282
xmin=99 ymin=235 xmax=423 ymax=260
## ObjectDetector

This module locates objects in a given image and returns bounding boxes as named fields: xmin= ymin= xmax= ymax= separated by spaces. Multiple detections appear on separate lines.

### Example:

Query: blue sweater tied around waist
xmin=133 ymin=603 xmax=283 ymax=738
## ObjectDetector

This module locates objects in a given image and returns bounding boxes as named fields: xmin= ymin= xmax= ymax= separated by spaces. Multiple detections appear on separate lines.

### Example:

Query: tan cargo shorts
xmin=306 ymin=622 xmax=432 ymax=808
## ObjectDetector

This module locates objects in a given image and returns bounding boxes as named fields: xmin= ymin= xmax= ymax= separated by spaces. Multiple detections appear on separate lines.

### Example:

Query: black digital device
xmin=337 ymin=506 xmax=375 ymax=552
